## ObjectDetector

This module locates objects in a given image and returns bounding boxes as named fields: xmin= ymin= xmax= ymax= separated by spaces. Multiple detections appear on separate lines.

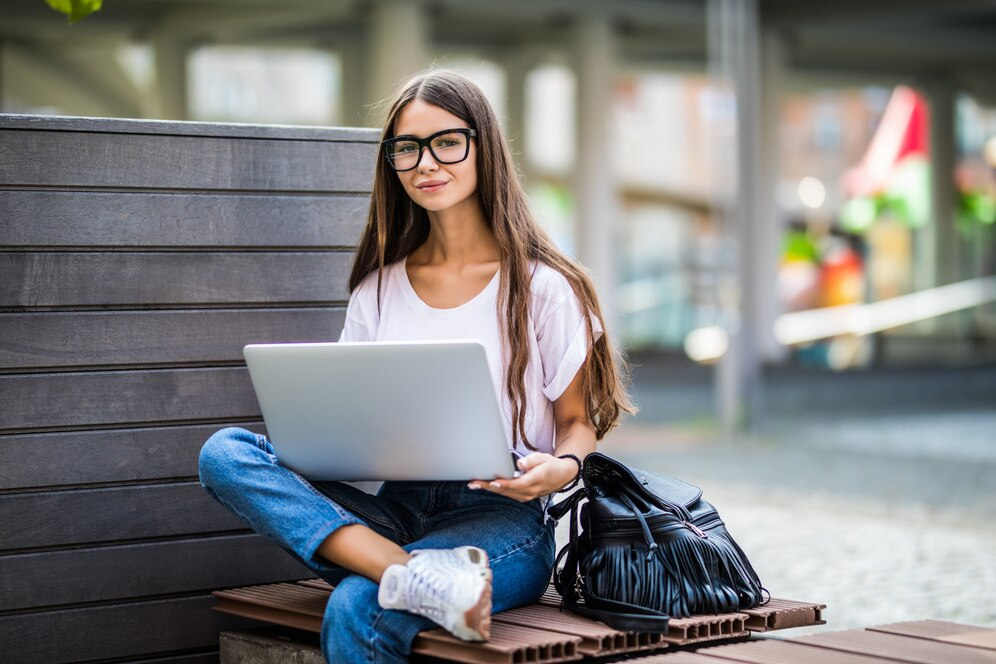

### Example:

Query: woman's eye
xmin=395 ymin=143 xmax=418 ymax=153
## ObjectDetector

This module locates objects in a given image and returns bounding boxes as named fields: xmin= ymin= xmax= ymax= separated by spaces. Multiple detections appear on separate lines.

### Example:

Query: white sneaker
xmin=378 ymin=546 xmax=493 ymax=641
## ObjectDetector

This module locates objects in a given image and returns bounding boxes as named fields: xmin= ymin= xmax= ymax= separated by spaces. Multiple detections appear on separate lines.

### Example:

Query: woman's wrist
xmin=556 ymin=453 xmax=582 ymax=492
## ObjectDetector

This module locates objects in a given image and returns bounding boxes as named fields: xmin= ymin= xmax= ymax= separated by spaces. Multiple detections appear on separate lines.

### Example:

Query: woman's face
xmin=391 ymin=99 xmax=479 ymax=215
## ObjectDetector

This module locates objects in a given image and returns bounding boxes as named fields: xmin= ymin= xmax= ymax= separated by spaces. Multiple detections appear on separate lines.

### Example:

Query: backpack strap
xmin=573 ymin=593 xmax=671 ymax=633
xmin=550 ymin=488 xmax=670 ymax=633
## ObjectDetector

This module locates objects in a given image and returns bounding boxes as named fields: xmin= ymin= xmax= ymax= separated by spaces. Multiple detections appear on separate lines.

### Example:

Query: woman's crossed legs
xmin=198 ymin=427 xmax=555 ymax=663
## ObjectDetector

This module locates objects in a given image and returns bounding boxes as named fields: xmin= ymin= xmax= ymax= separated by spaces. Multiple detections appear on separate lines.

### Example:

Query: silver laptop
xmin=243 ymin=340 xmax=517 ymax=481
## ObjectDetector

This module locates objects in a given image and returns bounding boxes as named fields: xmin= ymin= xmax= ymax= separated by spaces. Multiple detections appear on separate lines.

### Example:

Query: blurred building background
xmin=3 ymin=0 xmax=995 ymax=633
xmin=3 ymin=1 xmax=994 ymax=380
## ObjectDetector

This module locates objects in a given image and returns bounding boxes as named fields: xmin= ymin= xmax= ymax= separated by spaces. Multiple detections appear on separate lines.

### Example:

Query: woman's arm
xmin=469 ymin=368 xmax=595 ymax=502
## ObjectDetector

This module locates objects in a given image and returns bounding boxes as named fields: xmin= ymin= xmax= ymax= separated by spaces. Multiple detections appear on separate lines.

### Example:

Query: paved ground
xmin=553 ymin=356 xmax=996 ymax=634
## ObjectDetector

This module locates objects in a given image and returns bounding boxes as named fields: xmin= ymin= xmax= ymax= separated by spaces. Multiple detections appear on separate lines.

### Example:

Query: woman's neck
xmin=413 ymin=199 xmax=498 ymax=267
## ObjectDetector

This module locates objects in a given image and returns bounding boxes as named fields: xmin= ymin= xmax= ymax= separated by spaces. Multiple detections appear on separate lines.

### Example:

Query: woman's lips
xmin=416 ymin=180 xmax=447 ymax=192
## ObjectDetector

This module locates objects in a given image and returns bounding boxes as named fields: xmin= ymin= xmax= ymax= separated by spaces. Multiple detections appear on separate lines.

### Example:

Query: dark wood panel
xmin=128 ymin=653 xmax=218 ymax=664
xmin=0 ymin=308 xmax=345 ymax=369
xmin=0 ymin=129 xmax=377 ymax=191
xmin=0 ymin=367 xmax=258 ymax=432
xmin=0 ymin=594 xmax=263 ymax=664
xmin=0 ymin=190 xmax=369 ymax=247
xmin=0 ymin=483 xmax=247 ymax=550
xmin=0 ymin=534 xmax=312 ymax=611
xmin=0 ymin=422 xmax=264 ymax=490
xmin=0 ymin=113 xmax=379 ymax=143
xmin=0 ymin=117 xmax=362 ymax=663
xmin=0 ymin=251 xmax=352 ymax=307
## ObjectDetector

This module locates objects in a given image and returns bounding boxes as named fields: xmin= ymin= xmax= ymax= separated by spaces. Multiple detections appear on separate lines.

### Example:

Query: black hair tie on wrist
xmin=556 ymin=454 xmax=583 ymax=493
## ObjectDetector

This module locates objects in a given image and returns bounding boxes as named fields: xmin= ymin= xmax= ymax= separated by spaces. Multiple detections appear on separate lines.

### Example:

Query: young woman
xmin=198 ymin=69 xmax=634 ymax=662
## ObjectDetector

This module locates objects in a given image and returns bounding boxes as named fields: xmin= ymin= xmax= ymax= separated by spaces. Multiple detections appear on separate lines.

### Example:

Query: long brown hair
xmin=349 ymin=69 xmax=635 ymax=447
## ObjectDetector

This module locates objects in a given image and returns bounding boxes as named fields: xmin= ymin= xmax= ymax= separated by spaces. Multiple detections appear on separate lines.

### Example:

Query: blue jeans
xmin=198 ymin=427 xmax=556 ymax=663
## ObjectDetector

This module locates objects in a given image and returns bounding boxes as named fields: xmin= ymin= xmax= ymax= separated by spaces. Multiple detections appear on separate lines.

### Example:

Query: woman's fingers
xmin=466 ymin=459 xmax=556 ymax=502
xmin=515 ymin=452 xmax=552 ymax=472
xmin=467 ymin=452 xmax=576 ymax=501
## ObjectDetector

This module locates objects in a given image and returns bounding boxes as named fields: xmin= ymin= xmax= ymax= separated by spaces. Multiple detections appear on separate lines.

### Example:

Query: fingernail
xmin=467 ymin=483 xmax=479 ymax=490
xmin=490 ymin=481 xmax=501 ymax=488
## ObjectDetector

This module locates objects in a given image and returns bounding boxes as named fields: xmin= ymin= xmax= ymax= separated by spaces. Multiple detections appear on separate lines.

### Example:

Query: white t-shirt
xmin=338 ymin=259 xmax=602 ymax=455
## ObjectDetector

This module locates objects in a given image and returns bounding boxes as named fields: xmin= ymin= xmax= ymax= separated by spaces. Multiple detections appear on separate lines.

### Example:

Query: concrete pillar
xmin=573 ymin=17 xmax=619 ymax=323
xmin=757 ymin=31 xmax=787 ymax=363
xmin=501 ymin=49 xmax=532 ymax=177
xmin=708 ymin=0 xmax=764 ymax=434
xmin=922 ymin=79 xmax=968 ymax=340
xmin=366 ymin=0 xmax=429 ymax=112
xmin=338 ymin=34 xmax=371 ymax=127
xmin=0 ymin=39 xmax=5 ymax=112
xmin=5 ymin=42 xmax=131 ymax=117
xmin=927 ymin=79 xmax=959 ymax=286
xmin=152 ymin=33 xmax=189 ymax=120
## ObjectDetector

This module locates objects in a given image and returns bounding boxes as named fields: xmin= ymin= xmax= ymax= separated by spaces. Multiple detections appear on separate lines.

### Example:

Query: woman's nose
xmin=417 ymin=146 xmax=439 ymax=172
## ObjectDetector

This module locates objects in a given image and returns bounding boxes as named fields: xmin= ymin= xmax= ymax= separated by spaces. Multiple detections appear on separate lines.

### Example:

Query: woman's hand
xmin=468 ymin=452 xmax=580 ymax=502
xmin=471 ymin=366 xmax=594 ymax=502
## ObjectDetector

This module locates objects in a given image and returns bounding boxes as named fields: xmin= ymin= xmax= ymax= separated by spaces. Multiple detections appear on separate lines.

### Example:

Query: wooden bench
xmin=635 ymin=621 xmax=996 ymax=664
xmin=210 ymin=582 xmax=996 ymax=664
xmin=211 ymin=579 xmax=827 ymax=662
xmin=0 ymin=114 xmax=377 ymax=663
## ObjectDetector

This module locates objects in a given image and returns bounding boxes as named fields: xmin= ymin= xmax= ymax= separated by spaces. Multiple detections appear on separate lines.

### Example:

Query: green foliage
xmin=45 ymin=0 xmax=102 ymax=24
xmin=846 ymin=186 xmax=995 ymax=240
xmin=960 ymin=191 xmax=996 ymax=225
xmin=956 ymin=190 xmax=996 ymax=239
xmin=782 ymin=229 xmax=821 ymax=263
xmin=839 ymin=196 xmax=878 ymax=233
xmin=840 ymin=157 xmax=931 ymax=234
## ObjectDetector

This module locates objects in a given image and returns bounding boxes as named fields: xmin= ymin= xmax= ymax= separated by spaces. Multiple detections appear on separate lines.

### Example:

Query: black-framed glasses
xmin=382 ymin=128 xmax=477 ymax=172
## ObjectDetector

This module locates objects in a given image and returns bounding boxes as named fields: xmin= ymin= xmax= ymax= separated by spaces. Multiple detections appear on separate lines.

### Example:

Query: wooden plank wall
xmin=0 ymin=115 xmax=379 ymax=663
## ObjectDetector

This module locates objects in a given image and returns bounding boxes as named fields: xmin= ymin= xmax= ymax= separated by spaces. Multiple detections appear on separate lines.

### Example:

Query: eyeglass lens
xmin=386 ymin=130 xmax=470 ymax=171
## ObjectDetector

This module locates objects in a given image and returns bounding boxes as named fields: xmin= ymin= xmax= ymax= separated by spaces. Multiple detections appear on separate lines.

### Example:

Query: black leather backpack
xmin=549 ymin=453 xmax=767 ymax=632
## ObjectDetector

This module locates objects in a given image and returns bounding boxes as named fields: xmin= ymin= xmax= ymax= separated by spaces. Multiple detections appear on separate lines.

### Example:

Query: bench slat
xmin=868 ymin=620 xmax=996 ymax=651
xmin=0 ymin=422 xmax=263 ymax=490
xmin=0 ymin=594 xmax=256 ymax=664
xmin=0 ymin=482 xmax=245 ymax=550
xmin=213 ymin=597 xmax=323 ymax=633
xmin=617 ymin=652 xmax=730 ymax=663
xmin=793 ymin=629 xmax=996 ymax=664
xmin=0 ymin=534 xmax=310 ymax=611
xmin=689 ymin=639 xmax=902 ymax=664
xmin=0 ymin=367 xmax=257 ymax=432
xmin=215 ymin=583 xmax=329 ymax=619
xmin=494 ymin=603 xmax=659 ymax=657
xmin=0 ymin=251 xmax=352 ymax=308
xmin=0 ymin=130 xmax=376 ymax=192
xmin=741 ymin=597 xmax=827 ymax=631
xmin=0 ymin=190 xmax=367 ymax=248
xmin=0 ymin=308 xmax=344 ymax=369
xmin=0 ymin=114 xmax=377 ymax=141
xmin=661 ymin=613 xmax=749 ymax=645
xmin=411 ymin=623 xmax=583 ymax=664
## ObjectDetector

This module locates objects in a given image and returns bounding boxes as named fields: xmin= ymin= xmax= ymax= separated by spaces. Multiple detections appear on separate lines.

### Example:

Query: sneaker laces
xmin=405 ymin=551 xmax=477 ymax=622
